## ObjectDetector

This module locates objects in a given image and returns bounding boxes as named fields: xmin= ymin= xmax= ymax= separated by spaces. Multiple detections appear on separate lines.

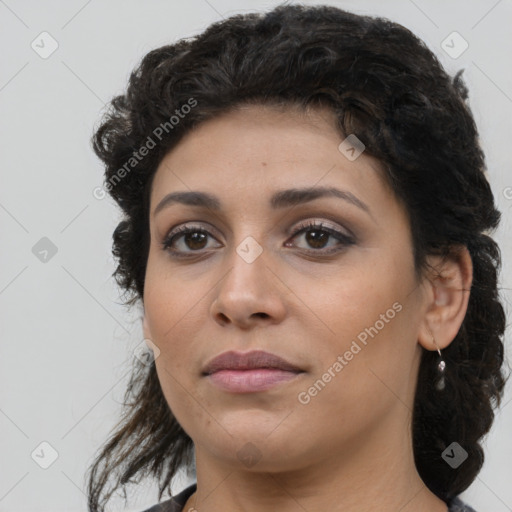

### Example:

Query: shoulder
xmin=448 ymin=496 xmax=479 ymax=512
xmin=138 ymin=483 xmax=197 ymax=512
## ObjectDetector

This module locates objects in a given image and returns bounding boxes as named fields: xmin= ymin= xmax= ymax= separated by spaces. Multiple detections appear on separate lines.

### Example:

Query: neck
xmin=184 ymin=411 xmax=448 ymax=512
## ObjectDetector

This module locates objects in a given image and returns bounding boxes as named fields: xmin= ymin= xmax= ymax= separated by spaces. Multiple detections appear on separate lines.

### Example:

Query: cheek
xmin=148 ymin=295 xmax=210 ymax=437
xmin=303 ymin=267 xmax=399 ymax=344
xmin=144 ymin=265 xmax=204 ymax=389
xmin=293 ymin=303 xmax=413 ymax=444
xmin=299 ymin=260 xmax=417 ymax=394
xmin=144 ymin=250 xmax=207 ymax=338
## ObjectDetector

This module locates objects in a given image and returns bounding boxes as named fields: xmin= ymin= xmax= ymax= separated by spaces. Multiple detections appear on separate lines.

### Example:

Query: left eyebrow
xmin=269 ymin=186 xmax=371 ymax=215
xmin=153 ymin=186 xmax=372 ymax=218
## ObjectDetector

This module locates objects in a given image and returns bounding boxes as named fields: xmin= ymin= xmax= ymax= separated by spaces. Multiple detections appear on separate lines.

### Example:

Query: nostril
xmin=218 ymin=313 xmax=230 ymax=323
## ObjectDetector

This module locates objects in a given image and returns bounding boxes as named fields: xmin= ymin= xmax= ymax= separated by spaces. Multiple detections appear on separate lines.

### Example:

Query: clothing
xmin=141 ymin=484 xmax=195 ymax=512
xmin=140 ymin=483 xmax=478 ymax=512
xmin=449 ymin=497 xmax=478 ymax=512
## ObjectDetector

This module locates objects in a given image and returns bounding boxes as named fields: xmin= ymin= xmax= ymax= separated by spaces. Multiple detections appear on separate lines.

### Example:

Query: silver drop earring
xmin=429 ymin=330 xmax=446 ymax=391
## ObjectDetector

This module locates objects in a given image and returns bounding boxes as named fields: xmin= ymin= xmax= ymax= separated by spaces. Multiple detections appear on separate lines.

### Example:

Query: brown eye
xmin=286 ymin=221 xmax=355 ymax=253
xmin=162 ymin=220 xmax=355 ymax=259
xmin=162 ymin=225 xmax=221 ymax=255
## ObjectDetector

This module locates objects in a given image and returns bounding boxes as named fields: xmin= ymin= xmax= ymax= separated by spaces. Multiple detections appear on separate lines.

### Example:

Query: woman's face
xmin=143 ymin=104 xmax=429 ymax=472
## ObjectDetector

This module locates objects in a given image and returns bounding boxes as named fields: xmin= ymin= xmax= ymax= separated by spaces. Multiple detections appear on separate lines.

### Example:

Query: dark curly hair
xmin=86 ymin=3 xmax=508 ymax=511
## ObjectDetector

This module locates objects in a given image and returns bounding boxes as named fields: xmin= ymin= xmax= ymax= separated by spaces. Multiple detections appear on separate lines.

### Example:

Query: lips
xmin=203 ymin=350 xmax=305 ymax=393
xmin=202 ymin=350 xmax=303 ymax=375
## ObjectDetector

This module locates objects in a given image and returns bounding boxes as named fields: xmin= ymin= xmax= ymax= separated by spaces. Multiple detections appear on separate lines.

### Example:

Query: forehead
xmin=150 ymin=104 xmax=392 ymax=215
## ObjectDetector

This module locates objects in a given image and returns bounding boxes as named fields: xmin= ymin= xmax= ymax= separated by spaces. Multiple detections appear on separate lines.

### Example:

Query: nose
xmin=210 ymin=244 xmax=287 ymax=329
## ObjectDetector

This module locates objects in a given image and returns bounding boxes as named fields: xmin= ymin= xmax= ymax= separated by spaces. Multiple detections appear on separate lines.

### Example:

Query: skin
xmin=142 ymin=104 xmax=473 ymax=512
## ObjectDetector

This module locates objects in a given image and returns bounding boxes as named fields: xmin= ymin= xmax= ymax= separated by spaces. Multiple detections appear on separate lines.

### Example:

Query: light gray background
xmin=1 ymin=1 xmax=511 ymax=511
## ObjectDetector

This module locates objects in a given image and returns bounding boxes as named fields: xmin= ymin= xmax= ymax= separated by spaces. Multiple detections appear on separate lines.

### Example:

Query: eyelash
xmin=161 ymin=220 xmax=356 ymax=258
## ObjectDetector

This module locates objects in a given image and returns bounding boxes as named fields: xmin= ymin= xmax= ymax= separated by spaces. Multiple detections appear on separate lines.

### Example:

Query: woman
xmin=86 ymin=4 xmax=507 ymax=512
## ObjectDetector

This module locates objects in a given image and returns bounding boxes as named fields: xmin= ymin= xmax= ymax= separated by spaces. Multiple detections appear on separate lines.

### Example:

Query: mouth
xmin=202 ymin=350 xmax=305 ymax=393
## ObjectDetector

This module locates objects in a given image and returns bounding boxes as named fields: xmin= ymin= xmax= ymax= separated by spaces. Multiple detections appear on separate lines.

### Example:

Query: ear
xmin=142 ymin=312 xmax=152 ymax=341
xmin=418 ymin=245 xmax=473 ymax=352
xmin=141 ymin=311 xmax=161 ymax=360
